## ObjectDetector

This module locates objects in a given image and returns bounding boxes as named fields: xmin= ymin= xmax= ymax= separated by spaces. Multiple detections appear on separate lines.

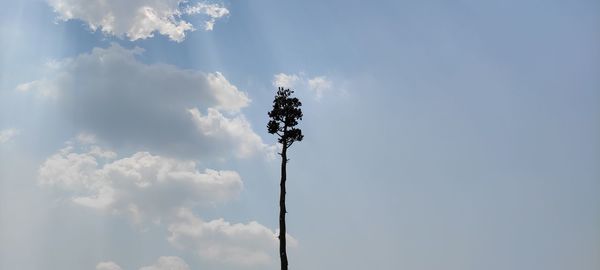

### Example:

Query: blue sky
xmin=0 ymin=0 xmax=599 ymax=270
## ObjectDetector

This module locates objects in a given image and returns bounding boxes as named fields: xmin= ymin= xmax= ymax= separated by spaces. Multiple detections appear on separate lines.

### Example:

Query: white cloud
xmin=41 ymin=140 xmax=289 ymax=266
xmin=189 ymin=108 xmax=276 ymax=159
xmin=39 ymin=140 xmax=243 ymax=224
xmin=19 ymin=44 xmax=271 ymax=159
xmin=273 ymin=73 xmax=334 ymax=99
xmin=96 ymin=261 xmax=123 ymax=270
xmin=168 ymin=208 xmax=297 ymax=265
xmin=206 ymin=72 xmax=252 ymax=112
xmin=47 ymin=0 xmax=229 ymax=42
xmin=139 ymin=256 xmax=190 ymax=270
xmin=0 ymin=128 xmax=19 ymax=144
xmin=272 ymin=73 xmax=301 ymax=89
xmin=184 ymin=3 xmax=230 ymax=31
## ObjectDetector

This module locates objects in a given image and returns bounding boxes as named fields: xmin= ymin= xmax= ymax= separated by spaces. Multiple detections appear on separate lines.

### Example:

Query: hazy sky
xmin=1 ymin=1 xmax=599 ymax=270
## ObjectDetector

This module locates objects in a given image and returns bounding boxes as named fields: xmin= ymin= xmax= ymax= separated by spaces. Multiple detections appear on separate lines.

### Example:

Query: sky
xmin=0 ymin=0 xmax=599 ymax=269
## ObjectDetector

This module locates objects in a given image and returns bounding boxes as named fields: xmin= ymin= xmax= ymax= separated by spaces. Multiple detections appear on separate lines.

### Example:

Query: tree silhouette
xmin=268 ymin=87 xmax=304 ymax=270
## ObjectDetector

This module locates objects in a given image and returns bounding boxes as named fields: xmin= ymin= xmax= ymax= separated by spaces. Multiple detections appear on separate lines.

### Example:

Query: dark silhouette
xmin=268 ymin=87 xmax=304 ymax=270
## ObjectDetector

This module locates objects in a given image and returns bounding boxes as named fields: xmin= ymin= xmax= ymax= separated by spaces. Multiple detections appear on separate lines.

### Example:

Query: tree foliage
xmin=267 ymin=87 xmax=304 ymax=148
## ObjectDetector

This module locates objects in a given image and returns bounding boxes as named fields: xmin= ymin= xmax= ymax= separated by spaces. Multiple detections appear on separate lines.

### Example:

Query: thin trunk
xmin=279 ymin=144 xmax=288 ymax=270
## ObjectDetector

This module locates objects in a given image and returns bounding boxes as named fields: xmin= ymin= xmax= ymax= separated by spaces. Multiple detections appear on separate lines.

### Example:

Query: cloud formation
xmin=47 ymin=0 xmax=229 ymax=41
xmin=18 ymin=44 xmax=271 ymax=159
xmin=189 ymin=108 xmax=276 ymax=158
xmin=40 ymin=138 xmax=291 ymax=265
xmin=184 ymin=2 xmax=230 ymax=31
xmin=0 ymin=128 xmax=19 ymax=144
xmin=39 ymin=139 xmax=242 ymax=224
xmin=168 ymin=208 xmax=297 ymax=265
xmin=273 ymin=73 xmax=334 ymax=99
xmin=24 ymin=44 xmax=289 ymax=267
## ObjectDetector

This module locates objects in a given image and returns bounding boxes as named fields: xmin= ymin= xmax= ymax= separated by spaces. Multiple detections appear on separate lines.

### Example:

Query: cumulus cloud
xmin=273 ymin=73 xmax=334 ymax=99
xmin=18 ymin=44 xmax=271 ymax=159
xmin=0 ymin=128 xmax=19 ymax=144
xmin=168 ymin=208 xmax=297 ymax=265
xmin=189 ymin=108 xmax=276 ymax=158
xmin=39 ymin=139 xmax=242 ymax=224
xmin=47 ymin=0 xmax=229 ymax=41
xmin=97 ymin=257 xmax=189 ymax=270
xmin=41 ymin=138 xmax=290 ymax=265
xmin=184 ymin=2 xmax=230 ymax=31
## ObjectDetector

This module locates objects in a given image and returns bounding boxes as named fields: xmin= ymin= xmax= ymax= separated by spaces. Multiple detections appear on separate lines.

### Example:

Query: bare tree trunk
xmin=279 ymin=145 xmax=288 ymax=270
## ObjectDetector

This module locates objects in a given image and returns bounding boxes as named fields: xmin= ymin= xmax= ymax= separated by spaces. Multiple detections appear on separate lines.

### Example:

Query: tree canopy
xmin=267 ymin=87 xmax=304 ymax=148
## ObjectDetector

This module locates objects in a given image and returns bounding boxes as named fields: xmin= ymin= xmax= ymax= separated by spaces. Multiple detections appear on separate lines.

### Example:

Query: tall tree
xmin=267 ymin=87 xmax=304 ymax=270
